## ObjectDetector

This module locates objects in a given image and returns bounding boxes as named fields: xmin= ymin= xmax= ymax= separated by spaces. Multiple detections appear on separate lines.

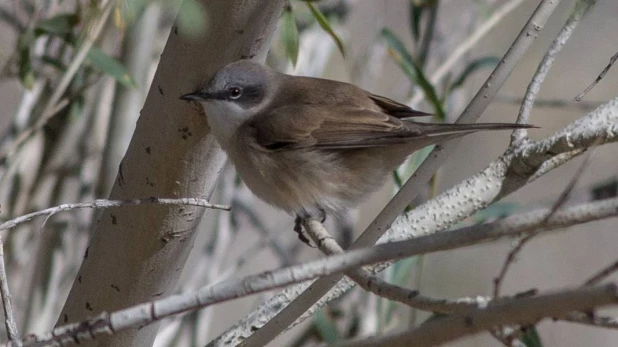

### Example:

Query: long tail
xmin=406 ymin=121 xmax=536 ymax=138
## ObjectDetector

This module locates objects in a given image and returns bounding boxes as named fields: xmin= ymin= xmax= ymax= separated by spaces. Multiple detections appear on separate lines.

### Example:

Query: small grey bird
xmin=181 ymin=60 xmax=532 ymax=228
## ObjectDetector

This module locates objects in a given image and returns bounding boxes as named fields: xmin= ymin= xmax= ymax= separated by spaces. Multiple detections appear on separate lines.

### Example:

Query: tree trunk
xmin=56 ymin=1 xmax=285 ymax=346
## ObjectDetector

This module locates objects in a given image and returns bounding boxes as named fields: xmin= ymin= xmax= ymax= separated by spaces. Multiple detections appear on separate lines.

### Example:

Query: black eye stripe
xmin=242 ymin=86 xmax=261 ymax=97
xmin=223 ymin=84 xmax=264 ymax=107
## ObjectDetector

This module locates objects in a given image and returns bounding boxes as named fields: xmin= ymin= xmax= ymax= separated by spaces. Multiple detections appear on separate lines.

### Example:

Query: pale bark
xmin=55 ymin=1 xmax=285 ymax=347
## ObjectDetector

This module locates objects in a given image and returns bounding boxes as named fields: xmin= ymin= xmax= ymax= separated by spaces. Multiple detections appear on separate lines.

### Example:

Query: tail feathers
xmin=408 ymin=121 xmax=537 ymax=137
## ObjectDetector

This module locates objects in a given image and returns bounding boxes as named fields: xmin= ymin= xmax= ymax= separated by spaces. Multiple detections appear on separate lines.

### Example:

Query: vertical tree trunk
xmin=56 ymin=1 xmax=285 ymax=346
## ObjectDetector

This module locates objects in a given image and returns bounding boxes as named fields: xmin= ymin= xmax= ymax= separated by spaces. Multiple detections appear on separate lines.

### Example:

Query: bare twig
xmin=493 ymin=147 xmax=595 ymax=297
xmin=0 ymin=197 xmax=231 ymax=231
xmin=574 ymin=49 xmax=618 ymax=101
xmin=332 ymin=284 xmax=618 ymax=347
xmin=584 ymin=259 xmax=618 ymax=287
xmin=496 ymin=95 xmax=600 ymax=111
xmin=302 ymin=219 xmax=476 ymax=314
xmin=563 ymin=311 xmax=618 ymax=329
xmin=7 ymin=194 xmax=618 ymax=346
xmin=511 ymin=0 xmax=595 ymax=146
xmin=0 ymin=239 xmax=20 ymax=347
xmin=307 ymin=214 xmax=618 ymax=341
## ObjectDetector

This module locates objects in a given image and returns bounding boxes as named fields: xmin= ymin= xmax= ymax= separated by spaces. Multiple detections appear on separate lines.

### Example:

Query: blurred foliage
xmin=282 ymin=4 xmax=300 ymax=66
xmin=306 ymin=1 xmax=346 ymax=59
xmin=13 ymin=0 xmax=207 ymax=93
xmin=314 ymin=307 xmax=342 ymax=343
xmin=382 ymin=0 xmax=500 ymax=117
xmin=279 ymin=0 xmax=348 ymax=67
xmin=521 ymin=325 xmax=544 ymax=347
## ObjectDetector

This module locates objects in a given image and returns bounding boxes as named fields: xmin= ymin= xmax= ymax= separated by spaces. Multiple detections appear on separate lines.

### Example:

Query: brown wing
xmin=249 ymin=104 xmax=532 ymax=151
xmin=250 ymin=105 xmax=416 ymax=150
xmin=368 ymin=94 xmax=432 ymax=118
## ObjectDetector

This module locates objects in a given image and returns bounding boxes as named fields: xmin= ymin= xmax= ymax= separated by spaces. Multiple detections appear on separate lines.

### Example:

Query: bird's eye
xmin=228 ymin=87 xmax=242 ymax=99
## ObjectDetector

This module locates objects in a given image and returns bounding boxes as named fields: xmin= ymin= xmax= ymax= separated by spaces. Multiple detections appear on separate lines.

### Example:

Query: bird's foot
xmin=294 ymin=208 xmax=328 ymax=247
xmin=294 ymin=215 xmax=313 ymax=247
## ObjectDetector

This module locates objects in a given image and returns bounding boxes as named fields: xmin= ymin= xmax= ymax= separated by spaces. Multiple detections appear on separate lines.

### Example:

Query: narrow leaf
xmin=314 ymin=308 xmax=341 ymax=342
xmin=306 ymin=1 xmax=346 ymax=58
xmin=282 ymin=6 xmax=300 ymax=66
xmin=35 ymin=13 xmax=79 ymax=37
xmin=410 ymin=1 xmax=423 ymax=43
xmin=17 ymin=31 xmax=35 ymax=89
xmin=521 ymin=325 xmax=543 ymax=347
xmin=380 ymin=28 xmax=445 ymax=120
xmin=86 ymin=46 xmax=136 ymax=87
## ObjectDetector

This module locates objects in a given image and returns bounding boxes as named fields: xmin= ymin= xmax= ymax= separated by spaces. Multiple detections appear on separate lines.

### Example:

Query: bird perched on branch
xmin=181 ymin=60 xmax=533 ymax=241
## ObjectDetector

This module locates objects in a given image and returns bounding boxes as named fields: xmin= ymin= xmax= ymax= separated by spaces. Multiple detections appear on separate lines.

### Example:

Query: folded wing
xmin=249 ymin=103 xmax=532 ymax=151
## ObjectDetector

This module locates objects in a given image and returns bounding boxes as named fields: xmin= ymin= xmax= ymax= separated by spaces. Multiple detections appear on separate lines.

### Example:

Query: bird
xmin=180 ymin=60 xmax=533 ymax=239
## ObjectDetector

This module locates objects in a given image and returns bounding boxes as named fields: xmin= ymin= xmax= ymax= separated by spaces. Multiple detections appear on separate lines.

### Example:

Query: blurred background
xmin=0 ymin=0 xmax=617 ymax=346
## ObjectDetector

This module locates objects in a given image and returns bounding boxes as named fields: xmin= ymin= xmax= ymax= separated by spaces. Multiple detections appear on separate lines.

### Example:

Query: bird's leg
xmin=294 ymin=207 xmax=327 ymax=246
xmin=294 ymin=215 xmax=312 ymax=246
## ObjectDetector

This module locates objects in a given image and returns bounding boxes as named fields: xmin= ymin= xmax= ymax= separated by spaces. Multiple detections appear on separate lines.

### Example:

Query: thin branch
xmin=493 ymin=146 xmax=595 ymax=297
xmin=584 ymin=259 xmax=618 ymax=287
xmin=530 ymin=149 xmax=586 ymax=181
xmin=209 ymin=195 xmax=618 ymax=346
xmin=496 ymin=95 xmax=600 ymax=111
xmin=306 ymin=215 xmax=618 ymax=343
xmin=511 ymin=0 xmax=595 ymax=146
xmin=0 ymin=197 xmax=231 ymax=231
xmin=17 ymin=195 xmax=618 ymax=347
xmin=6 ymin=192 xmax=618 ymax=346
xmin=0 ymin=239 xmax=20 ymax=347
xmin=332 ymin=284 xmax=618 ymax=347
xmin=233 ymin=198 xmax=294 ymax=266
xmin=302 ymin=219 xmax=474 ymax=315
xmin=563 ymin=311 xmax=618 ymax=329
xmin=574 ymin=49 xmax=618 ymax=101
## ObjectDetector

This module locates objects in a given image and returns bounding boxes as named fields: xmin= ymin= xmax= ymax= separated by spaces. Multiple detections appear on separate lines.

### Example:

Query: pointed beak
xmin=180 ymin=91 xmax=211 ymax=102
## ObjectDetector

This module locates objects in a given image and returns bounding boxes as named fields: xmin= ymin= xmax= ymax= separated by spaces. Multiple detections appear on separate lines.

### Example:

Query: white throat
xmin=202 ymin=100 xmax=251 ymax=148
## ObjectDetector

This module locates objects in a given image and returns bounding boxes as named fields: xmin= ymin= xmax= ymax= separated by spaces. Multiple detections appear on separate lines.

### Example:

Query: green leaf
xmin=521 ymin=325 xmax=543 ymax=347
xmin=282 ymin=6 xmax=300 ymax=66
xmin=177 ymin=0 xmax=207 ymax=38
xmin=410 ymin=1 xmax=423 ymax=43
xmin=380 ymin=28 xmax=445 ymax=120
xmin=393 ymin=170 xmax=404 ymax=188
xmin=314 ymin=308 xmax=341 ymax=342
xmin=86 ymin=46 xmax=136 ymax=87
xmin=417 ymin=0 xmax=439 ymax=67
xmin=17 ymin=31 xmax=35 ymax=89
xmin=35 ymin=13 xmax=79 ymax=37
xmin=306 ymin=1 xmax=346 ymax=58
xmin=450 ymin=56 xmax=500 ymax=91
xmin=69 ymin=96 xmax=84 ymax=120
